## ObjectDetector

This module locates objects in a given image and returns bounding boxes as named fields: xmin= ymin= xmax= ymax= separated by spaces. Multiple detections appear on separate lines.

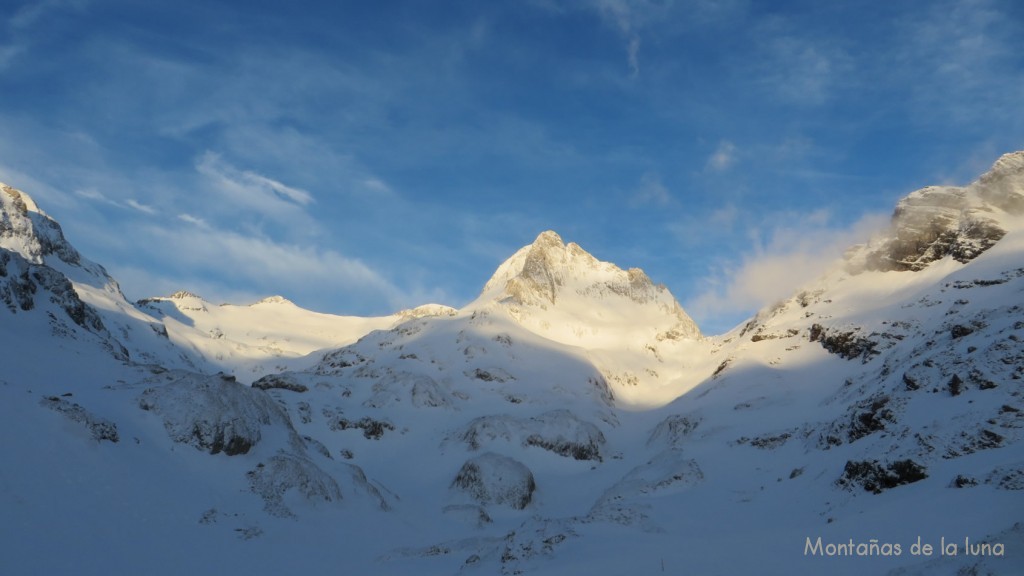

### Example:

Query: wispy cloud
xmin=2 ymin=0 xmax=86 ymax=70
xmin=626 ymin=36 xmax=641 ymax=77
xmin=94 ymin=152 xmax=421 ymax=310
xmin=133 ymin=219 xmax=408 ymax=311
xmin=894 ymin=0 xmax=1023 ymax=127
xmin=176 ymin=213 xmax=209 ymax=229
xmin=76 ymin=188 xmax=157 ymax=216
xmin=6 ymin=141 xmax=412 ymax=312
xmin=362 ymin=178 xmax=392 ymax=195
xmin=0 ymin=45 xmax=25 ymax=69
xmin=195 ymin=152 xmax=318 ymax=234
xmin=240 ymin=170 xmax=314 ymax=206
xmin=686 ymin=210 xmax=889 ymax=332
xmin=597 ymin=0 xmax=642 ymax=75
xmin=576 ymin=0 xmax=672 ymax=76
xmin=630 ymin=172 xmax=672 ymax=206
xmin=75 ymin=188 xmax=118 ymax=205
xmin=9 ymin=0 xmax=85 ymax=30
xmin=747 ymin=23 xmax=850 ymax=107
xmin=764 ymin=38 xmax=839 ymax=105
xmin=125 ymin=199 xmax=157 ymax=215
xmin=709 ymin=203 xmax=739 ymax=228
xmin=706 ymin=140 xmax=737 ymax=172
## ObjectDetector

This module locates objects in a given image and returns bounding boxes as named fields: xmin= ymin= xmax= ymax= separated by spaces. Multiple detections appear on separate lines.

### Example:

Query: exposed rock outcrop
xmin=246 ymin=452 xmax=343 ymax=517
xmin=40 ymin=395 xmax=119 ymax=443
xmin=252 ymin=373 xmax=309 ymax=393
xmin=1 ymin=184 xmax=84 ymax=266
xmin=852 ymin=152 xmax=1024 ymax=272
xmin=457 ymin=409 xmax=607 ymax=461
xmin=836 ymin=459 xmax=928 ymax=494
xmin=451 ymin=452 xmax=536 ymax=510
xmin=0 ymin=183 xmax=129 ymax=358
xmin=139 ymin=371 xmax=299 ymax=455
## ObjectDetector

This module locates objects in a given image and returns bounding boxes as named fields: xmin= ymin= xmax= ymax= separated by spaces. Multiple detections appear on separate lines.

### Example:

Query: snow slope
xmin=1 ymin=152 xmax=1023 ymax=575
xmin=135 ymin=291 xmax=455 ymax=380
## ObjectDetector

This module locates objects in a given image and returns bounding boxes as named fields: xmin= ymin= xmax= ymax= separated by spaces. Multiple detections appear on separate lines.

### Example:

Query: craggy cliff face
xmin=855 ymin=151 xmax=1024 ymax=272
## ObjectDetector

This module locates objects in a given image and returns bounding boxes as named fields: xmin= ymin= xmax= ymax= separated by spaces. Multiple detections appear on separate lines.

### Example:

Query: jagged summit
xmin=481 ymin=230 xmax=685 ymax=312
xmin=0 ymin=183 xmax=120 ymax=299
xmin=1 ymin=183 xmax=83 ymax=268
xmin=0 ymin=184 xmax=127 ymax=344
xmin=472 ymin=230 xmax=700 ymax=347
xmin=253 ymin=295 xmax=294 ymax=306
xmin=481 ymin=230 xmax=595 ymax=305
xmin=850 ymin=151 xmax=1024 ymax=273
xmin=136 ymin=290 xmax=210 ymax=312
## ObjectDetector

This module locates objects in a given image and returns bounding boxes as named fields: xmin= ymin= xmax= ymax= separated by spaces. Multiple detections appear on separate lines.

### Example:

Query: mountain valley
xmin=2 ymin=154 xmax=1023 ymax=575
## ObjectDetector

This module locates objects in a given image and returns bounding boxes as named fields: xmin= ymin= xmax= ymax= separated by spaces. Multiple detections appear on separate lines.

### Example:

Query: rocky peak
xmin=482 ymin=231 xmax=614 ymax=306
xmin=253 ymin=295 xmax=294 ymax=306
xmin=475 ymin=230 xmax=700 ymax=340
xmin=851 ymin=151 xmax=1024 ymax=273
xmin=0 ymin=184 xmax=119 ymax=345
xmin=166 ymin=291 xmax=209 ymax=312
xmin=1 ymin=183 xmax=82 ymax=267
xmin=137 ymin=290 xmax=210 ymax=313
xmin=531 ymin=230 xmax=566 ymax=251
xmin=396 ymin=303 xmax=459 ymax=321
xmin=977 ymin=150 xmax=1024 ymax=212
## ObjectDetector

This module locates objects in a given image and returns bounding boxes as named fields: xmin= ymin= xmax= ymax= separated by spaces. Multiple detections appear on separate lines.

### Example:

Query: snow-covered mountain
xmin=465 ymin=230 xmax=712 ymax=407
xmin=2 ymin=153 xmax=1022 ymax=575
xmin=0 ymin=185 xmax=455 ymax=379
xmin=135 ymin=290 xmax=455 ymax=380
xmin=471 ymin=229 xmax=699 ymax=346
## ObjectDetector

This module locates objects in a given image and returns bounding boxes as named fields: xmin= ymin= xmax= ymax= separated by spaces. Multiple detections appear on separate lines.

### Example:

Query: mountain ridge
xmin=1 ymin=153 xmax=1023 ymax=575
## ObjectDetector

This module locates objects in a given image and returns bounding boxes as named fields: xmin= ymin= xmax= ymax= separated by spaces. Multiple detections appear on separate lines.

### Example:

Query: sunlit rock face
xmin=474 ymin=230 xmax=700 ymax=345
xmin=854 ymin=152 xmax=1024 ymax=272
xmin=0 ymin=183 xmax=124 ymax=355
xmin=1 ymin=184 xmax=82 ymax=267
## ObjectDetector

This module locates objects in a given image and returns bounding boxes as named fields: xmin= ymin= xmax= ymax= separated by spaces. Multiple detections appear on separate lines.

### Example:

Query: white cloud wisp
xmin=686 ymin=210 xmax=889 ymax=333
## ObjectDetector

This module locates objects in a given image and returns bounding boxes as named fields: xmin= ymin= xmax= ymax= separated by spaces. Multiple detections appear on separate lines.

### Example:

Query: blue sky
xmin=1 ymin=0 xmax=1022 ymax=334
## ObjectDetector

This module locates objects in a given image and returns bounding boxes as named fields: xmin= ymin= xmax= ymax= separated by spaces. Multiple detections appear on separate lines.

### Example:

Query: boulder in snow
xmin=451 ymin=452 xmax=536 ymax=510
xmin=139 ymin=371 xmax=297 ymax=455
